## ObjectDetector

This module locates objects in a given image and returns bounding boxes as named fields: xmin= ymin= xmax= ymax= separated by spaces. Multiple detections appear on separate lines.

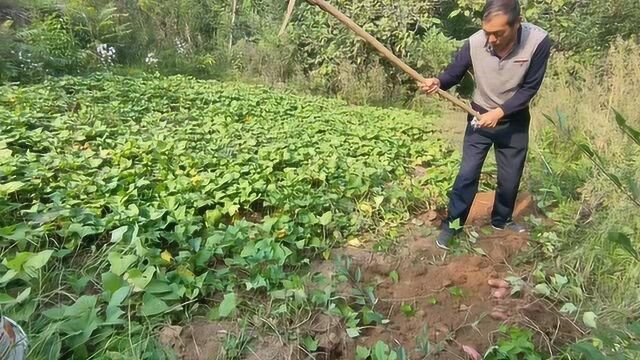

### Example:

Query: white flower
xmin=175 ymin=37 xmax=187 ymax=55
xmin=96 ymin=43 xmax=117 ymax=66
xmin=145 ymin=52 xmax=159 ymax=65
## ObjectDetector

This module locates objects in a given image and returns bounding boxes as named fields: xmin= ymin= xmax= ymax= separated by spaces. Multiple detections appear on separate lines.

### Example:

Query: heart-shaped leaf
xmin=108 ymin=253 xmax=138 ymax=276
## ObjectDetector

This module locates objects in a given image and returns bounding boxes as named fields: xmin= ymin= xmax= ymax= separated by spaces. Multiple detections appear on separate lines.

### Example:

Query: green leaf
xmin=356 ymin=346 xmax=371 ymax=360
xmin=373 ymin=341 xmax=390 ymax=360
xmin=613 ymin=109 xmax=640 ymax=146
xmin=583 ymin=311 xmax=597 ymax=329
xmin=0 ymin=269 xmax=18 ymax=284
xmin=67 ymin=223 xmax=100 ymax=239
xmin=65 ymin=295 xmax=98 ymax=317
xmin=23 ymin=250 xmax=54 ymax=278
xmin=534 ymin=283 xmax=551 ymax=297
xmin=395 ymin=347 xmax=408 ymax=360
xmin=108 ymin=252 xmax=138 ymax=276
xmin=560 ymin=303 xmax=577 ymax=314
xmin=0 ymin=292 xmax=16 ymax=305
xmin=389 ymin=270 xmax=399 ymax=284
xmin=0 ymin=181 xmax=25 ymax=195
xmin=102 ymin=272 xmax=125 ymax=294
xmin=449 ymin=286 xmax=465 ymax=298
xmin=400 ymin=304 xmax=415 ymax=317
xmin=319 ymin=211 xmax=332 ymax=226
xmin=506 ymin=276 xmax=525 ymax=296
xmin=0 ymin=148 xmax=12 ymax=161
xmin=361 ymin=307 xmax=383 ymax=325
xmin=141 ymin=293 xmax=169 ymax=316
xmin=43 ymin=306 xmax=66 ymax=320
xmin=608 ymin=232 xmax=639 ymax=260
xmin=302 ymin=335 xmax=318 ymax=352
xmin=553 ymin=274 xmax=568 ymax=288
xmin=450 ymin=218 xmax=462 ymax=230
xmin=218 ymin=292 xmax=237 ymax=318
xmin=4 ymin=252 xmax=31 ymax=271
xmin=205 ymin=209 xmax=223 ymax=227
xmin=125 ymin=266 xmax=155 ymax=291
xmin=110 ymin=226 xmax=128 ymax=243
xmin=570 ymin=342 xmax=607 ymax=360
xmin=109 ymin=286 xmax=131 ymax=307
xmin=346 ymin=327 xmax=360 ymax=338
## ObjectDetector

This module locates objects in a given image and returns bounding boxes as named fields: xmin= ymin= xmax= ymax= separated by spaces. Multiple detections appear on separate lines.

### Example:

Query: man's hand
xmin=477 ymin=108 xmax=505 ymax=128
xmin=419 ymin=78 xmax=441 ymax=95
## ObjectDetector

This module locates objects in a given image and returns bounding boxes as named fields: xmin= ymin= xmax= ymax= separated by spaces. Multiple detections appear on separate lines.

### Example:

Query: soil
xmin=336 ymin=191 xmax=582 ymax=359
xmin=160 ymin=192 xmax=583 ymax=360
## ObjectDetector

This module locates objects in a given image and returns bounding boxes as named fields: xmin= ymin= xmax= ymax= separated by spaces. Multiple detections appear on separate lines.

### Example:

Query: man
xmin=420 ymin=0 xmax=551 ymax=250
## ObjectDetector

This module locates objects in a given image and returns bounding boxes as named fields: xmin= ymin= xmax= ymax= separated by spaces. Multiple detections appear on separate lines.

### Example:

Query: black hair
xmin=482 ymin=0 xmax=521 ymax=26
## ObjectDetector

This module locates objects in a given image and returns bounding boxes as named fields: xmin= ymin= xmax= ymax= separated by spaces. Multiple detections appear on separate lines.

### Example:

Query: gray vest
xmin=469 ymin=23 xmax=548 ymax=111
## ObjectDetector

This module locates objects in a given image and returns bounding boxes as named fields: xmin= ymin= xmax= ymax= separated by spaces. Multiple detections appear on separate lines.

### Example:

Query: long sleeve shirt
xmin=437 ymin=25 xmax=552 ymax=116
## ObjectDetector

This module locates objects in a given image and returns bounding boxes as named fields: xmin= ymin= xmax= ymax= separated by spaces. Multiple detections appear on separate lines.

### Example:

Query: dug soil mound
xmin=335 ymin=191 xmax=581 ymax=359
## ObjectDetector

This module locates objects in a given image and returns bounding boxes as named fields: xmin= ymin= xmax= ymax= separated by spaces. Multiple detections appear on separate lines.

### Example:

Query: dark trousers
xmin=445 ymin=108 xmax=530 ymax=229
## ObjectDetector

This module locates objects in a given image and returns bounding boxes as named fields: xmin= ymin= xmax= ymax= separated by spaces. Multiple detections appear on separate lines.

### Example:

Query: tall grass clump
xmin=526 ymin=38 xmax=640 ymax=326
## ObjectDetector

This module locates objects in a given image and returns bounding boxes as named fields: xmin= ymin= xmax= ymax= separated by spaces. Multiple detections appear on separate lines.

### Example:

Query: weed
xmin=485 ymin=325 xmax=546 ymax=360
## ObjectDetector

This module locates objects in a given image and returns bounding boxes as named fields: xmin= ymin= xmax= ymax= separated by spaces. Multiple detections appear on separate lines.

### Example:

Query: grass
xmin=524 ymin=39 xmax=640 ymax=327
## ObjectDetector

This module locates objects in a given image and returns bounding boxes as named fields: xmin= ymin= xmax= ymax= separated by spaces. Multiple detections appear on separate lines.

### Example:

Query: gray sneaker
xmin=492 ymin=222 xmax=527 ymax=233
xmin=436 ymin=228 xmax=456 ymax=250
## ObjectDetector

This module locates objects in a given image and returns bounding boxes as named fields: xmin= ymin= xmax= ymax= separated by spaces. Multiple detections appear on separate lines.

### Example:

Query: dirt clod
xmin=491 ymin=287 xmax=510 ymax=299
xmin=490 ymin=311 xmax=510 ymax=321
xmin=488 ymin=279 xmax=510 ymax=289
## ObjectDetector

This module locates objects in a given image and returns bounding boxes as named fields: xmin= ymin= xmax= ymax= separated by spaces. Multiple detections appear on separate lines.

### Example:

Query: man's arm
xmin=500 ymin=36 xmax=552 ymax=115
xmin=437 ymin=40 xmax=472 ymax=91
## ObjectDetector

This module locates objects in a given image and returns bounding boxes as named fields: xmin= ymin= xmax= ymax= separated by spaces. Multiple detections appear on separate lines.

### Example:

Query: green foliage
xmin=0 ymin=74 xmax=455 ymax=358
xmin=484 ymin=326 xmax=545 ymax=360
xmin=355 ymin=340 xmax=408 ymax=360
xmin=18 ymin=14 xmax=84 ymax=77
xmin=283 ymin=0 xmax=459 ymax=103
xmin=444 ymin=0 xmax=640 ymax=58
xmin=566 ymin=320 xmax=640 ymax=359
xmin=545 ymin=109 xmax=640 ymax=243
xmin=415 ymin=324 xmax=445 ymax=357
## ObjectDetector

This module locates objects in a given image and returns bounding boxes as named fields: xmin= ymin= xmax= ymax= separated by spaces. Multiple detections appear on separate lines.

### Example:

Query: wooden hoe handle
xmin=307 ymin=0 xmax=479 ymax=118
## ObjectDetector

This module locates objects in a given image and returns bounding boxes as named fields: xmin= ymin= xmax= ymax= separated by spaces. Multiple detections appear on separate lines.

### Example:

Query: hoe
xmin=279 ymin=0 xmax=480 ymax=119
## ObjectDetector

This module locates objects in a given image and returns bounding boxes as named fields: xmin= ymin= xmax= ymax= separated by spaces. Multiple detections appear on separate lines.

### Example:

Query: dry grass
xmin=531 ymin=38 xmax=640 ymax=154
xmin=527 ymin=38 xmax=640 ymax=325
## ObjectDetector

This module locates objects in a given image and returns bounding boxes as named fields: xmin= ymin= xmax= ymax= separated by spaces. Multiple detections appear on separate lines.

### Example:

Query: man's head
xmin=482 ymin=0 xmax=522 ymax=53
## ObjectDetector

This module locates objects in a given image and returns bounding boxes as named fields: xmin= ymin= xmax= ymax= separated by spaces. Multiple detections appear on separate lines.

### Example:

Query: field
xmin=1 ymin=73 xmax=639 ymax=360
xmin=3 ymin=0 xmax=640 ymax=358
xmin=0 ymin=74 xmax=461 ymax=359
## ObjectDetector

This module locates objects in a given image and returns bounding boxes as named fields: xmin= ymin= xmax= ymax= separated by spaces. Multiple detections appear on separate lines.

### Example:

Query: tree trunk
xmin=229 ymin=0 xmax=237 ymax=51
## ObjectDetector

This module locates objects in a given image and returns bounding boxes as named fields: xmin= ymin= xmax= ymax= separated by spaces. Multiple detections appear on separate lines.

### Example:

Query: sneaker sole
xmin=435 ymin=241 xmax=449 ymax=250
xmin=492 ymin=225 xmax=526 ymax=233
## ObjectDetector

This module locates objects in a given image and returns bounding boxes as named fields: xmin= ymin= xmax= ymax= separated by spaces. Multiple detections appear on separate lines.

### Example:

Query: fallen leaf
xmin=348 ymin=238 xmax=363 ymax=247
xmin=160 ymin=250 xmax=173 ymax=263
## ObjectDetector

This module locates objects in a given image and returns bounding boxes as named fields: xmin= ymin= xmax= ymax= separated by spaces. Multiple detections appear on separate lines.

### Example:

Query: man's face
xmin=482 ymin=13 xmax=520 ymax=53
